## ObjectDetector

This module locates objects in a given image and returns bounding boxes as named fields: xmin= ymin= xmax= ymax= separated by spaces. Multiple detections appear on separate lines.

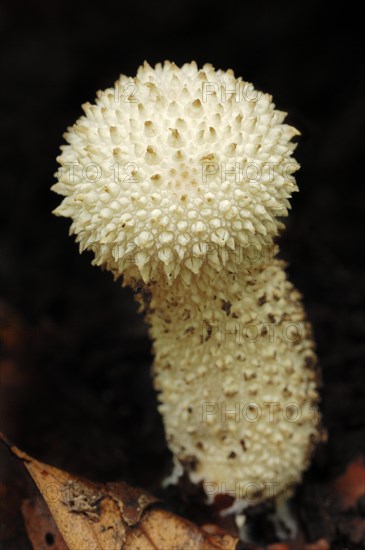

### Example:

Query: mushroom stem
xmin=130 ymin=254 xmax=320 ymax=503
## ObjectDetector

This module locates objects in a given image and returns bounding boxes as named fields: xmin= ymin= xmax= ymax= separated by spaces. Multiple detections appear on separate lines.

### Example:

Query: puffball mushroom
xmin=52 ymin=61 xmax=322 ymax=505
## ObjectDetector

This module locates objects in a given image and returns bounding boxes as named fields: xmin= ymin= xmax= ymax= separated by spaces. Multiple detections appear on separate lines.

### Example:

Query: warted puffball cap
xmin=53 ymin=61 xmax=300 ymax=284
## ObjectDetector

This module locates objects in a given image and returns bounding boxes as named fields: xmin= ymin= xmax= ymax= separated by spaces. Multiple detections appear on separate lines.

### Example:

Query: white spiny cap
xmin=53 ymin=61 xmax=300 ymax=283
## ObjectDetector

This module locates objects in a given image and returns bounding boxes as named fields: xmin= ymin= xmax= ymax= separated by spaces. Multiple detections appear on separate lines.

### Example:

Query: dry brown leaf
xmin=0 ymin=432 xmax=238 ymax=550
xmin=21 ymin=496 xmax=68 ymax=550
xmin=333 ymin=455 xmax=365 ymax=509
xmin=304 ymin=539 xmax=330 ymax=550
xmin=267 ymin=538 xmax=330 ymax=550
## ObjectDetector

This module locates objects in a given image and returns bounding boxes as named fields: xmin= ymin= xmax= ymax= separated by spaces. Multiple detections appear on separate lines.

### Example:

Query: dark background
xmin=0 ymin=1 xmax=364 ymax=547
